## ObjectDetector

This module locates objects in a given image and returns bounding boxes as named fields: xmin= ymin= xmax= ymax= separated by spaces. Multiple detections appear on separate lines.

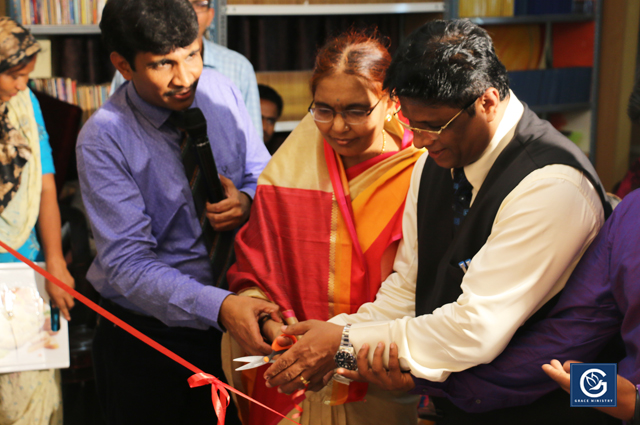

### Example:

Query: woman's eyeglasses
xmin=309 ymin=98 xmax=382 ymax=125
xmin=394 ymin=97 xmax=478 ymax=135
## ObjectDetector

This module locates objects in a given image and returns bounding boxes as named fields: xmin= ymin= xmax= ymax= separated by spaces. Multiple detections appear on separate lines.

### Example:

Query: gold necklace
xmin=380 ymin=129 xmax=387 ymax=155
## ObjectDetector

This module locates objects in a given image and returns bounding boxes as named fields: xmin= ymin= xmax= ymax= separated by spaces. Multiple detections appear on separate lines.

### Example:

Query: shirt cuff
xmin=194 ymin=285 xmax=233 ymax=331
xmin=350 ymin=321 xmax=412 ymax=372
xmin=239 ymin=187 xmax=256 ymax=200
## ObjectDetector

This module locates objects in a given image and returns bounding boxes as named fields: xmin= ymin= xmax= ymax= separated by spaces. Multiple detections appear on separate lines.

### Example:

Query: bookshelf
xmin=5 ymin=2 xmax=112 ymax=129
xmin=225 ymin=2 xmax=444 ymax=17
xmin=445 ymin=0 xmax=603 ymax=163
xmin=216 ymin=0 xmax=445 ymax=132
xmin=25 ymin=25 xmax=101 ymax=35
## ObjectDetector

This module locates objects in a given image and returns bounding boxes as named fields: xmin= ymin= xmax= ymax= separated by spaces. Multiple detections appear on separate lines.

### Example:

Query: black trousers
xmin=92 ymin=299 xmax=241 ymax=425
xmin=430 ymin=389 xmax=622 ymax=425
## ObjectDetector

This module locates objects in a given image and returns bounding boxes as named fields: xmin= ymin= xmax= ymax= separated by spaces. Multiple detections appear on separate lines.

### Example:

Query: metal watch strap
xmin=341 ymin=324 xmax=353 ymax=348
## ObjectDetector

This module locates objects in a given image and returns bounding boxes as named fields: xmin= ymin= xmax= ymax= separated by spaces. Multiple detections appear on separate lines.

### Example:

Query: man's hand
xmin=542 ymin=359 xmax=636 ymax=421
xmin=264 ymin=320 xmax=343 ymax=394
xmin=205 ymin=175 xmax=251 ymax=231
xmin=219 ymin=295 xmax=280 ymax=355
xmin=541 ymin=359 xmax=571 ymax=392
xmin=336 ymin=342 xmax=415 ymax=392
xmin=45 ymin=257 xmax=75 ymax=321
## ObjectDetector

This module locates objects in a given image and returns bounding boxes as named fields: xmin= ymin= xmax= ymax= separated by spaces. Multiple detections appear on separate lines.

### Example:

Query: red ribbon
xmin=188 ymin=373 xmax=230 ymax=425
xmin=0 ymin=239 xmax=299 ymax=425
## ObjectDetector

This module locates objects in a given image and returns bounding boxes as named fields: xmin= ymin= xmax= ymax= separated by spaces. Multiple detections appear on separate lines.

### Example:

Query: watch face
xmin=334 ymin=351 xmax=357 ymax=370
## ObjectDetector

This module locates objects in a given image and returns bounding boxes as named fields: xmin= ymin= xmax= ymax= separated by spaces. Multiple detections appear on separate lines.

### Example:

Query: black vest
xmin=415 ymin=105 xmax=611 ymax=318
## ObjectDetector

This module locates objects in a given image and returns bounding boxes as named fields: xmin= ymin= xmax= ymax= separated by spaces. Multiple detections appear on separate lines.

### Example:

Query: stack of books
xmin=6 ymin=0 xmax=107 ymax=26
xmin=29 ymin=78 xmax=111 ymax=123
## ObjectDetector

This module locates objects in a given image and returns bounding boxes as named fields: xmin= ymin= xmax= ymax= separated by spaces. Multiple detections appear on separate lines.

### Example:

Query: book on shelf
xmin=31 ymin=38 xmax=52 ymax=78
xmin=29 ymin=78 xmax=110 ymax=124
xmin=6 ymin=0 xmax=107 ymax=26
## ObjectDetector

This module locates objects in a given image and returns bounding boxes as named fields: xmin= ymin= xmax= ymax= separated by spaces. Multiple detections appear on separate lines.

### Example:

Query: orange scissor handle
xmin=271 ymin=333 xmax=297 ymax=352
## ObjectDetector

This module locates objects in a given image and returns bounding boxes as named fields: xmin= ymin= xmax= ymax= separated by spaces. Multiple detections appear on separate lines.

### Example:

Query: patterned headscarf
xmin=0 ymin=17 xmax=40 ymax=213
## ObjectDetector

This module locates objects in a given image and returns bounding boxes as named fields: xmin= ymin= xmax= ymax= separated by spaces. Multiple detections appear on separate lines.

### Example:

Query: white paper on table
xmin=0 ymin=262 xmax=70 ymax=373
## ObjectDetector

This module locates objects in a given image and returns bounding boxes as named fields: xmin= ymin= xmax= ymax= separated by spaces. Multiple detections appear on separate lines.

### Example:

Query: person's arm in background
xmin=205 ymin=81 xmax=270 ymax=231
xmin=38 ymin=174 xmax=75 ymax=321
xmin=30 ymin=89 xmax=75 ymax=321
xmin=236 ymin=55 xmax=263 ymax=140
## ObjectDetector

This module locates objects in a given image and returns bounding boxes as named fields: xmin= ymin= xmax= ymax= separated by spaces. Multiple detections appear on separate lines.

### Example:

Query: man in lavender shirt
xmin=76 ymin=0 xmax=275 ymax=424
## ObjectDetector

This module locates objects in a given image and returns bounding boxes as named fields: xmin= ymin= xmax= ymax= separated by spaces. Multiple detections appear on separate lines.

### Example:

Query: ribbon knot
xmin=188 ymin=373 xmax=230 ymax=425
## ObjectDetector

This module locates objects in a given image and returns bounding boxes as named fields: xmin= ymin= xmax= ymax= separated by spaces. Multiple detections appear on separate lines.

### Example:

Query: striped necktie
xmin=169 ymin=111 xmax=235 ymax=288
xmin=452 ymin=167 xmax=473 ymax=231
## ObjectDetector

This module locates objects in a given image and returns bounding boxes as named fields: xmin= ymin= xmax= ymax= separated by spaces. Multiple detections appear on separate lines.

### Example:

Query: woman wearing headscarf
xmin=222 ymin=29 xmax=423 ymax=425
xmin=0 ymin=17 xmax=75 ymax=425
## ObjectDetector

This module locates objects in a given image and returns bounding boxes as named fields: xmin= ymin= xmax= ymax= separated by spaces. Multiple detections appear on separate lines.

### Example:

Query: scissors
xmin=234 ymin=334 xmax=298 ymax=371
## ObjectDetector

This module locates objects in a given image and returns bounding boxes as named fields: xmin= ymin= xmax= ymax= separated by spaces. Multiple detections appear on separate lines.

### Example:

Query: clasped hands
xmin=259 ymin=320 xmax=415 ymax=394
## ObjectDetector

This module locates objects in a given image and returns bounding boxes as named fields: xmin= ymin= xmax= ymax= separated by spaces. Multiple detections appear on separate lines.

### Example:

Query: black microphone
xmin=171 ymin=108 xmax=226 ymax=203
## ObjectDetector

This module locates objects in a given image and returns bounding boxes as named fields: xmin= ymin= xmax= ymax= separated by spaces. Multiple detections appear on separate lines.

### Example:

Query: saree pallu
xmin=223 ymin=113 xmax=423 ymax=425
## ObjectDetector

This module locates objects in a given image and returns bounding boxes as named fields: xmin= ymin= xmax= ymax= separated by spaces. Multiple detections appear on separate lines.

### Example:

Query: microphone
xmin=171 ymin=108 xmax=226 ymax=203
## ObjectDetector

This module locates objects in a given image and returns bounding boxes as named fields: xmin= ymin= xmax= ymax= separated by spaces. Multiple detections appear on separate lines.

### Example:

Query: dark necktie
xmin=452 ymin=167 xmax=473 ymax=231
xmin=169 ymin=111 xmax=234 ymax=288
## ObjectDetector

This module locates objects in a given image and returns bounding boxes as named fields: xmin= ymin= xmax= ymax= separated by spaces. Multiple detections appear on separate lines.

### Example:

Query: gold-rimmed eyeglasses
xmin=308 ymin=98 xmax=382 ymax=125
xmin=394 ymin=97 xmax=478 ymax=135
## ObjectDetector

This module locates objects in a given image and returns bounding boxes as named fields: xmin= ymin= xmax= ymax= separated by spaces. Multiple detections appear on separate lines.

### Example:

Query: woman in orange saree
xmin=223 ymin=30 xmax=424 ymax=425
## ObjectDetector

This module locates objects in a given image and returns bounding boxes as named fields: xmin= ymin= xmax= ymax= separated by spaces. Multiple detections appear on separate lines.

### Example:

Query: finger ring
xmin=299 ymin=376 xmax=310 ymax=386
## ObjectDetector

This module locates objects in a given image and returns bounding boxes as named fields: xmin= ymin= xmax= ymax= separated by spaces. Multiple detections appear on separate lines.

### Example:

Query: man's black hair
xmin=100 ymin=0 xmax=199 ymax=70
xmin=384 ymin=19 xmax=510 ymax=113
xmin=258 ymin=84 xmax=284 ymax=117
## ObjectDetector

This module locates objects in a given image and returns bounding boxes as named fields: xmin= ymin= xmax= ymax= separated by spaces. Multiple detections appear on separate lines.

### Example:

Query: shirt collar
xmin=125 ymin=80 xmax=173 ymax=130
xmin=462 ymin=90 xmax=524 ymax=195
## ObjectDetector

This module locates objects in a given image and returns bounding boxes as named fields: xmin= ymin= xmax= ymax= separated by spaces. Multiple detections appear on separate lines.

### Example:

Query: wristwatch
xmin=334 ymin=324 xmax=357 ymax=370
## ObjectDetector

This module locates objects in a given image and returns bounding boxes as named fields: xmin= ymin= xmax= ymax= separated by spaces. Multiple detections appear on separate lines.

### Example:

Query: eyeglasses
xmin=190 ymin=0 xmax=210 ymax=13
xmin=308 ymin=98 xmax=382 ymax=125
xmin=394 ymin=97 xmax=478 ymax=135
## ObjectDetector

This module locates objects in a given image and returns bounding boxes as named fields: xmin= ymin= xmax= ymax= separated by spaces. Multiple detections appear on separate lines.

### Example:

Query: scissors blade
xmin=236 ymin=359 xmax=269 ymax=371
xmin=233 ymin=356 xmax=263 ymax=363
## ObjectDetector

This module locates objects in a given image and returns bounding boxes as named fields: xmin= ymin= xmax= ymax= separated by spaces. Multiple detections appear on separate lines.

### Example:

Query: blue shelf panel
xmin=530 ymin=102 xmax=591 ymax=114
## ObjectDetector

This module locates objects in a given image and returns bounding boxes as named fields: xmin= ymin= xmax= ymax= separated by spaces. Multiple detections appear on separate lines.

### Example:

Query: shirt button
xmin=475 ymin=399 xmax=482 ymax=404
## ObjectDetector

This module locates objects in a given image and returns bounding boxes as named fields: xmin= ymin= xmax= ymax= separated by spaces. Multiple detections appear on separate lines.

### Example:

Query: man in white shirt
xmin=262 ymin=20 xmax=613 ymax=424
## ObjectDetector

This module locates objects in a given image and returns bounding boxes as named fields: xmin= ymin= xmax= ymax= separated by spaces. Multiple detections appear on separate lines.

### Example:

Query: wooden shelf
xmin=226 ymin=2 xmax=444 ymax=16
xmin=274 ymin=120 xmax=300 ymax=132
xmin=26 ymin=25 xmax=101 ymax=35
xmin=466 ymin=13 xmax=594 ymax=25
